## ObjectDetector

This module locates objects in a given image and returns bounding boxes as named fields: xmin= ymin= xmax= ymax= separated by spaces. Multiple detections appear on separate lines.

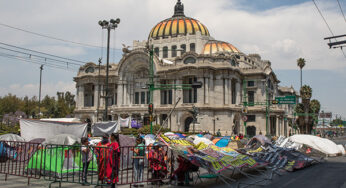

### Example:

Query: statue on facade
xmin=173 ymin=0 xmax=185 ymax=17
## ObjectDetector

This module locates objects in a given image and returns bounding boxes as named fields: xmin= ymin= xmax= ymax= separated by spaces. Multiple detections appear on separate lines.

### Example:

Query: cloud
xmin=0 ymin=81 xmax=76 ymax=98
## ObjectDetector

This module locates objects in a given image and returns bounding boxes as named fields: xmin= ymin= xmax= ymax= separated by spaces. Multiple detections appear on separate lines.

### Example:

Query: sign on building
xmin=319 ymin=112 xmax=332 ymax=118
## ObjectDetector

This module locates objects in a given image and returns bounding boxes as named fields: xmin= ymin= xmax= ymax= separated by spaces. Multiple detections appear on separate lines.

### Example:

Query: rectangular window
xmin=190 ymin=43 xmax=195 ymax=52
xmin=248 ymin=91 xmax=254 ymax=106
xmin=163 ymin=46 xmax=168 ymax=58
xmin=154 ymin=47 xmax=159 ymax=56
xmin=247 ymin=81 xmax=255 ymax=87
xmin=147 ymin=91 xmax=150 ymax=104
xmin=247 ymin=115 xmax=256 ymax=122
xmin=183 ymin=77 xmax=198 ymax=103
xmin=141 ymin=92 xmax=145 ymax=104
xmin=232 ymin=81 xmax=236 ymax=104
xmin=168 ymin=90 xmax=173 ymax=104
xmin=172 ymin=45 xmax=177 ymax=57
xmin=180 ymin=44 xmax=186 ymax=55
xmin=135 ymin=92 xmax=139 ymax=104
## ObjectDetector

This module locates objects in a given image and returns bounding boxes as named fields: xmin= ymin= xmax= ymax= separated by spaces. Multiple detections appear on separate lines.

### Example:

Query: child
xmin=81 ymin=137 xmax=92 ymax=185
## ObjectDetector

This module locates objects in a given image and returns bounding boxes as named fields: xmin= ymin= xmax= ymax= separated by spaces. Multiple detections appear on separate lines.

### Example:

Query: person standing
xmin=96 ymin=134 xmax=110 ymax=182
xmin=106 ymin=133 xmax=121 ymax=188
xmin=133 ymin=137 xmax=145 ymax=187
xmin=81 ymin=137 xmax=92 ymax=185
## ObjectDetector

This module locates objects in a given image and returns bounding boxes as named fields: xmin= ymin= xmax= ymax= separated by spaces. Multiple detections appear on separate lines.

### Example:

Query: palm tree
xmin=297 ymin=58 xmax=306 ymax=89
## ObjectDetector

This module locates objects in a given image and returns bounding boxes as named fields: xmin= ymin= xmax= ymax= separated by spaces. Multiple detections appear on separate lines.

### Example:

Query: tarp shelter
xmin=40 ymin=118 xmax=81 ymax=122
xmin=42 ymin=134 xmax=80 ymax=146
xmin=119 ymin=117 xmax=130 ymax=128
xmin=281 ymin=134 xmax=345 ymax=156
xmin=247 ymin=135 xmax=272 ymax=147
xmin=215 ymin=137 xmax=230 ymax=148
xmin=0 ymin=134 xmax=25 ymax=142
xmin=20 ymin=119 xmax=87 ymax=141
xmin=92 ymin=121 xmax=119 ymax=137
xmin=26 ymin=146 xmax=97 ymax=178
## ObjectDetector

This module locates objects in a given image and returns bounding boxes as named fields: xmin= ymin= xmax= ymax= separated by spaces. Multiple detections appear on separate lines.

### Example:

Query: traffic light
xmin=242 ymin=108 xmax=248 ymax=114
xmin=148 ymin=103 xmax=154 ymax=114
xmin=272 ymin=100 xmax=279 ymax=105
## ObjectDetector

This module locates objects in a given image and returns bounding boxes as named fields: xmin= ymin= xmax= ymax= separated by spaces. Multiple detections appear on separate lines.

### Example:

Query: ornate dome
xmin=202 ymin=40 xmax=240 ymax=55
xmin=149 ymin=0 xmax=210 ymax=39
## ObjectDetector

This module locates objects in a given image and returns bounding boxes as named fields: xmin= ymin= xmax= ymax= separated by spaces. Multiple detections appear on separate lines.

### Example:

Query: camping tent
xmin=0 ymin=134 xmax=25 ymax=142
xmin=26 ymin=146 xmax=97 ymax=178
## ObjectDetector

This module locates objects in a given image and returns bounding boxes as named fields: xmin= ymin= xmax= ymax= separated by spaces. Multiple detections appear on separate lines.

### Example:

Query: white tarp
xmin=281 ymin=134 xmax=345 ymax=156
xmin=0 ymin=134 xmax=25 ymax=142
xmin=42 ymin=134 xmax=80 ymax=145
xmin=92 ymin=121 xmax=119 ymax=137
xmin=40 ymin=118 xmax=81 ymax=122
xmin=20 ymin=119 xmax=87 ymax=141
xmin=119 ymin=117 xmax=130 ymax=128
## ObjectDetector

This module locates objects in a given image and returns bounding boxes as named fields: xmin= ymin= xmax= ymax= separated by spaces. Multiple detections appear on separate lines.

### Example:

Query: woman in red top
xmin=148 ymin=142 xmax=167 ymax=185
xmin=95 ymin=134 xmax=110 ymax=181
xmin=106 ymin=133 xmax=121 ymax=188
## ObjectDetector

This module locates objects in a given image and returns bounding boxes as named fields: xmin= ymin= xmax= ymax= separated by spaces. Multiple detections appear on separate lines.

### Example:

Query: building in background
xmin=74 ymin=0 xmax=297 ymax=136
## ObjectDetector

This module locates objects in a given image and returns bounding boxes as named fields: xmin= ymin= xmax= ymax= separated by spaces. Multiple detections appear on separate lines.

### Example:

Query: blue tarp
xmin=175 ymin=133 xmax=186 ymax=138
xmin=197 ymin=134 xmax=203 ymax=137
xmin=215 ymin=137 xmax=230 ymax=147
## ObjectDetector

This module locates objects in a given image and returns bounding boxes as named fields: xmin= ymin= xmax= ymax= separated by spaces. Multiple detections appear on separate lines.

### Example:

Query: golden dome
xmin=202 ymin=40 xmax=240 ymax=55
xmin=149 ymin=0 xmax=210 ymax=39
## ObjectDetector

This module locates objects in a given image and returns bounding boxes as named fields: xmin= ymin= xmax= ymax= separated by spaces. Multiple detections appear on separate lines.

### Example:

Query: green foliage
xmin=300 ymin=85 xmax=312 ymax=100
xmin=0 ymin=123 xmax=20 ymax=135
xmin=295 ymin=103 xmax=304 ymax=113
xmin=297 ymin=58 xmax=306 ymax=69
xmin=0 ymin=92 xmax=75 ymax=119
xmin=309 ymin=99 xmax=321 ymax=113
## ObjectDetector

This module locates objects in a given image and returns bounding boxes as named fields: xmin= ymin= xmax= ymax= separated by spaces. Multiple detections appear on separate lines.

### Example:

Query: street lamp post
xmin=38 ymin=65 xmax=43 ymax=117
xmin=99 ymin=18 xmax=120 ymax=121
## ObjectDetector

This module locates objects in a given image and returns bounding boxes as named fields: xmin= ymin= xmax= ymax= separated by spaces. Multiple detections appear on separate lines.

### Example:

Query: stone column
xmin=118 ymin=83 xmax=123 ymax=105
xmin=209 ymin=76 xmax=214 ymax=105
xmin=124 ymin=83 xmax=128 ymax=105
xmin=225 ymin=78 xmax=229 ymax=105
xmin=205 ymin=77 xmax=209 ymax=104
xmin=236 ymin=80 xmax=241 ymax=105
xmin=197 ymin=77 xmax=204 ymax=104
xmin=79 ymin=85 xmax=84 ymax=108
xmin=176 ymin=79 xmax=183 ymax=105
xmin=94 ymin=84 xmax=99 ymax=108
xmin=100 ymin=85 xmax=104 ymax=107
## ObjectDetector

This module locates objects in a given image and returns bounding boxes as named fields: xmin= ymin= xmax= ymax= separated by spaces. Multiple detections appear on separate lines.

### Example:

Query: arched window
xmin=184 ymin=57 xmax=196 ymax=64
xmin=85 ymin=67 xmax=94 ymax=73
xmin=230 ymin=59 xmax=236 ymax=66
xmin=172 ymin=45 xmax=177 ymax=57
xmin=163 ymin=46 xmax=168 ymax=58
xmin=190 ymin=43 xmax=195 ymax=52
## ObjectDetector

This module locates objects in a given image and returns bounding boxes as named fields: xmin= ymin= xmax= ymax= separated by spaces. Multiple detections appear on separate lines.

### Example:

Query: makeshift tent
xmin=26 ymin=146 xmax=97 ymax=178
xmin=215 ymin=137 xmax=230 ymax=148
xmin=119 ymin=117 xmax=130 ymax=128
xmin=280 ymin=134 xmax=345 ymax=156
xmin=246 ymin=135 xmax=272 ymax=148
xmin=0 ymin=141 xmax=17 ymax=161
xmin=92 ymin=121 xmax=119 ymax=137
xmin=40 ymin=118 xmax=81 ymax=122
xmin=20 ymin=119 xmax=87 ymax=141
xmin=15 ymin=138 xmax=45 ymax=162
xmin=42 ymin=134 xmax=80 ymax=146
xmin=0 ymin=134 xmax=25 ymax=142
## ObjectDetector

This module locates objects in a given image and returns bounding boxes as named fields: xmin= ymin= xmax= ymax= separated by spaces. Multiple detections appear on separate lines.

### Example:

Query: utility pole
xmin=98 ymin=18 xmax=120 ymax=121
xmin=38 ymin=65 xmax=43 ymax=117
xmin=97 ymin=58 xmax=102 ymax=122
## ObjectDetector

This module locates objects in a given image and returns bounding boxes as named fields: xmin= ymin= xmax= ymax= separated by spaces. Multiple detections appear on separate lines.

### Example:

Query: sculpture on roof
xmin=173 ymin=0 xmax=185 ymax=17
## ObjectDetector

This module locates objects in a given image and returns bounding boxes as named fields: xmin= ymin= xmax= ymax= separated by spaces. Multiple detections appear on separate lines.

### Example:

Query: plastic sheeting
xmin=42 ymin=134 xmax=80 ymax=145
xmin=281 ymin=134 xmax=345 ymax=156
xmin=20 ymin=119 xmax=87 ymax=141
xmin=92 ymin=121 xmax=119 ymax=137
xmin=119 ymin=117 xmax=130 ymax=127
xmin=0 ymin=134 xmax=25 ymax=142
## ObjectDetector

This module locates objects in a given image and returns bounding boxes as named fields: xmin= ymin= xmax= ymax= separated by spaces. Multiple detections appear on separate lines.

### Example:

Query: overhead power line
xmin=0 ymin=22 xmax=122 ymax=51
xmin=312 ymin=0 xmax=346 ymax=58
xmin=0 ymin=41 xmax=86 ymax=64
xmin=0 ymin=45 xmax=83 ymax=67
xmin=0 ymin=52 xmax=77 ymax=72
xmin=336 ymin=0 xmax=346 ymax=23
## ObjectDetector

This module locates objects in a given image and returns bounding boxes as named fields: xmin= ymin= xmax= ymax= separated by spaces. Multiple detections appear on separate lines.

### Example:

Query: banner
xmin=20 ymin=119 xmax=87 ymax=141
xmin=92 ymin=121 xmax=119 ymax=137
xmin=119 ymin=117 xmax=130 ymax=128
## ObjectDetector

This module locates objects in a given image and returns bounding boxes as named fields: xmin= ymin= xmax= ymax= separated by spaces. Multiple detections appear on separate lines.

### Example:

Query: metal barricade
xmin=0 ymin=140 xmax=175 ymax=187
xmin=0 ymin=140 xmax=42 ymax=184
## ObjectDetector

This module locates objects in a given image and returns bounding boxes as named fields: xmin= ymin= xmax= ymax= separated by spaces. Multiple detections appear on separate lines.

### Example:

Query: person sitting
xmin=171 ymin=155 xmax=196 ymax=186
xmin=148 ymin=142 xmax=167 ymax=185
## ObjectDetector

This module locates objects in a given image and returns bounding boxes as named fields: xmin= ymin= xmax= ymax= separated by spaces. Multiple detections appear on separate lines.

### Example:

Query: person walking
xmin=81 ymin=137 xmax=92 ymax=185
xmin=133 ymin=137 xmax=145 ymax=187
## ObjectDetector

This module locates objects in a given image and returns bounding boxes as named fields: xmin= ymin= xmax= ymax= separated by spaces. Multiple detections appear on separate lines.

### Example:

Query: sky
xmin=0 ymin=0 xmax=345 ymax=118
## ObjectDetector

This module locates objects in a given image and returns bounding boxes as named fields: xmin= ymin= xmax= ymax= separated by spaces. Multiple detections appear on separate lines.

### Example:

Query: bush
xmin=0 ymin=123 xmax=20 ymax=136
xmin=137 ymin=124 xmax=170 ymax=135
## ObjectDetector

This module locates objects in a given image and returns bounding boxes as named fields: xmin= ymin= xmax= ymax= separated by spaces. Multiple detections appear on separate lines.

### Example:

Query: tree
xmin=297 ymin=58 xmax=306 ymax=88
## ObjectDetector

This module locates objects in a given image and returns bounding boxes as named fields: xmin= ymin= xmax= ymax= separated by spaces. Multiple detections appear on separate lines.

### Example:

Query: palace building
xmin=74 ymin=0 xmax=297 ymax=136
